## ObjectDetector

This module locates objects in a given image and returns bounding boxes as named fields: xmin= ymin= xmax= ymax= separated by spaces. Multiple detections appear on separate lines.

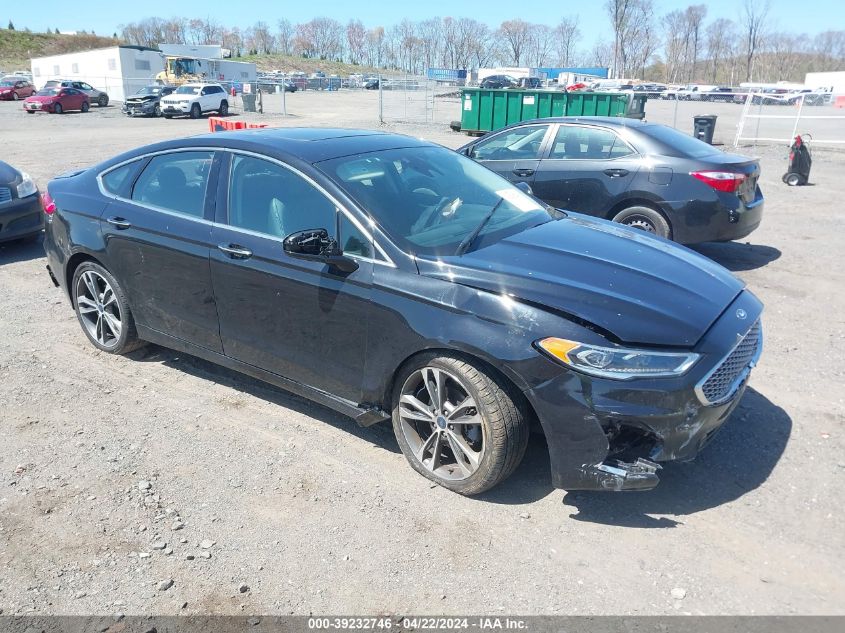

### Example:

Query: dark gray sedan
xmin=458 ymin=117 xmax=764 ymax=244
xmin=0 ymin=160 xmax=42 ymax=243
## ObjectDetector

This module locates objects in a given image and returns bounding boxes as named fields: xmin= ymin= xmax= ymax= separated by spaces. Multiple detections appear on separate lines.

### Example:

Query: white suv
xmin=160 ymin=83 xmax=229 ymax=119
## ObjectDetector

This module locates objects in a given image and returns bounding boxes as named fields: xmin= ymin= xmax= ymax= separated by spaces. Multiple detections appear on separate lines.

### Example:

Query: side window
xmin=340 ymin=214 xmax=381 ymax=260
xmin=550 ymin=126 xmax=619 ymax=160
xmin=131 ymin=151 xmax=214 ymax=217
xmin=101 ymin=160 xmax=142 ymax=196
xmin=228 ymin=155 xmax=336 ymax=239
xmin=470 ymin=124 xmax=549 ymax=161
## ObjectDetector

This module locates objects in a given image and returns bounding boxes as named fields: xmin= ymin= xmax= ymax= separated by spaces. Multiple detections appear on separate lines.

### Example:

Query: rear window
xmin=641 ymin=124 xmax=721 ymax=159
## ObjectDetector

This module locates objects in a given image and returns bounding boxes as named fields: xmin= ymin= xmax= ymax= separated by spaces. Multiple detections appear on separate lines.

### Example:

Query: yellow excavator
xmin=155 ymin=57 xmax=207 ymax=86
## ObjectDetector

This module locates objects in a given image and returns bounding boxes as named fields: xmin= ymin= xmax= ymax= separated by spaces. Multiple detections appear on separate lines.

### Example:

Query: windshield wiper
xmin=455 ymin=197 xmax=504 ymax=256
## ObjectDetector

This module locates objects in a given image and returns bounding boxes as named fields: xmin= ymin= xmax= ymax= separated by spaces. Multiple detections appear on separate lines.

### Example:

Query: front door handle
xmin=106 ymin=216 xmax=131 ymax=229
xmin=603 ymin=168 xmax=630 ymax=178
xmin=217 ymin=243 xmax=253 ymax=260
xmin=512 ymin=168 xmax=535 ymax=177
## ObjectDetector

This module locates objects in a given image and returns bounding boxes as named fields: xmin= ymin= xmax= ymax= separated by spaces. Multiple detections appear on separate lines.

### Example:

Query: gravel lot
xmin=0 ymin=93 xmax=843 ymax=617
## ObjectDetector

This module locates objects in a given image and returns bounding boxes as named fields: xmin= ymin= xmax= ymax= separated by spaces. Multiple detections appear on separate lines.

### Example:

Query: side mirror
xmin=514 ymin=181 xmax=534 ymax=196
xmin=283 ymin=228 xmax=359 ymax=273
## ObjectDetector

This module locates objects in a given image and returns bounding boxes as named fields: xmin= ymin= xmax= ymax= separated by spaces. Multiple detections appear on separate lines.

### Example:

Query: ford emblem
xmin=736 ymin=309 xmax=747 ymax=320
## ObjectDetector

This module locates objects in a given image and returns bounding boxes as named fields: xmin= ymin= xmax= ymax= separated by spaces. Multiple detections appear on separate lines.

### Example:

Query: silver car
xmin=42 ymin=80 xmax=109 ymax=107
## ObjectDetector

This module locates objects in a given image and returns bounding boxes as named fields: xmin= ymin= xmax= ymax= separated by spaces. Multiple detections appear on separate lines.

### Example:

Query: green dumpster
xmin=459 ymin=88 xmax=647 ymax=135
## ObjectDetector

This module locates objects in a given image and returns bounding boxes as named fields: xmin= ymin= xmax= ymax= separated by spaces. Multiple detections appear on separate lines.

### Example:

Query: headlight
xmin=537 ymin=337 xmax=699 ymax=380
xmin=16 ymin=171 xmax=37 ymax=198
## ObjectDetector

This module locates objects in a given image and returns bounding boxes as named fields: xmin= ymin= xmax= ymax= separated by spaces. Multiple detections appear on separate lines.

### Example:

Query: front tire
xmin=154 ymin=104 xmax=162 ymax=117
xmin=12 ymin=92 xmax=19 ymax=101
xmin=71 ymin=262 xmax=144 ymax=355
xmin=612 ymin=205 xmax=671 ymax=239
xmin=54 ymin=103 xmax=63 ymax=114
xmin=391 ymin=354 xmax=529 ymax=496
xmin=189 ymin=103 xmax=201 ymax=119
xmin=219 ymin=100 xmax=228 ymax=115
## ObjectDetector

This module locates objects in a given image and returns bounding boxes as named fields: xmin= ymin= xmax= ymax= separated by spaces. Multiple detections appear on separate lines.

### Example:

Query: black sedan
xmin=42 ymin=129 xmax=763 ymax=495
xmin=0 ymin=160 xmax=42 ymax=243
xmin=123 ymin=84 xmax=176 ymax=117
xmin=458 ymin=117 xmax=764 ymax=244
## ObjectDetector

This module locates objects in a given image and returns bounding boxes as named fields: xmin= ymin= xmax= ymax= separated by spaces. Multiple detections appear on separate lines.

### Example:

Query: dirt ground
xmin=0 ymin=93 xmax=843 ymax=617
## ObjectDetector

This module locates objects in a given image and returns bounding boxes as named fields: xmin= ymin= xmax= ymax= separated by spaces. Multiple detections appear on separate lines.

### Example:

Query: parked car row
xmin=17 ymin=78 xmax=110 ymax=115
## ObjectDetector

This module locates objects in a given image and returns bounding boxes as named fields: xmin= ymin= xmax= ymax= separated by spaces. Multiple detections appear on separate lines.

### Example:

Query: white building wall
xmin=30 ymin=47 xmax=165 ymax=101
xmin=804 ymin=71 xmax=845 ymax=93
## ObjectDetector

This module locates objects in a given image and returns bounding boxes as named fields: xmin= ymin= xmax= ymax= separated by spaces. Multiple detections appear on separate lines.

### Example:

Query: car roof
xmin=507 ymin=116 xmax=651 ymax=129
xmin=115 ymin=128 xmax=434 ymax=165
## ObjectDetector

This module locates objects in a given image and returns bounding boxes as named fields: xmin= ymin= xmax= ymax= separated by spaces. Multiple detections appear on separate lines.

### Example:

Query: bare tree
xmin=346 ymin=19 xmax=365 ymax=64
xmin=277 ymin=19 xmax=293 ymax=55
xmin=498 ymin=19 xmax=531 ymax=66
xmin=684 ymin=5 xmax=707 ymax=80
xmin=741 ymin=0 xmax=769 ymax=81
xmin=705 ymin=18 xmax=734 ymax=83
xmin=554 ymin=17 xmax=581 ymax=67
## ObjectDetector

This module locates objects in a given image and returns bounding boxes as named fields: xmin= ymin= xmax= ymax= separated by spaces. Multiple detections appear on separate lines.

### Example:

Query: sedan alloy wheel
xmin=75 ymin=270 xmax=122 ymax=348
xmin=399 ymin=366 xmax=486 ymax=481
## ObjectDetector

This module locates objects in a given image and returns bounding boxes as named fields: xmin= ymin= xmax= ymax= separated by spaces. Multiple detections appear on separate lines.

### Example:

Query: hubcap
xmin=623 ymin=216 xmax=656 ymax=233
xmin=399 ymin=367 xmax=485 ymax=481
xmin=75 ymin=271 xmax=122 ymax=347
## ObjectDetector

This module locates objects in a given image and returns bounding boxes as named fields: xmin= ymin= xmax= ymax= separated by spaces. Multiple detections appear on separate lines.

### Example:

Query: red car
xmin=0 ymin=77 xmax=36 ymax=100
xmin=23 ymin=87 xmax=89 ymax=114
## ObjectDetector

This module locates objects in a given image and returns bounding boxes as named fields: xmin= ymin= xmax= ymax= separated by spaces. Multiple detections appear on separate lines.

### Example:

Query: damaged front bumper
xmin=526 ymin=291 xmax=763 ymax=492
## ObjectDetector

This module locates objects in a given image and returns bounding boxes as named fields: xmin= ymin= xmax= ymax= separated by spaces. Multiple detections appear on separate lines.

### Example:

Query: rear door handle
xmin=217 ymin=243 xmax=253 ymax=260
xmin=603 ymin=168 xmax=629 ymax=178
xmin=512 ymin=168 xmax=535 ymax=177
xmin=106 ymin=216 xmax=131 ymax=229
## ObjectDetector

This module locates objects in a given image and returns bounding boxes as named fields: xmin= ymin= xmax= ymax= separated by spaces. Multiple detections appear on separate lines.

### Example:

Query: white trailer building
xmin=30 ymin=45 xmax=165 ymax=102
xmin=804 ymin=71 xmax=845 ymax=94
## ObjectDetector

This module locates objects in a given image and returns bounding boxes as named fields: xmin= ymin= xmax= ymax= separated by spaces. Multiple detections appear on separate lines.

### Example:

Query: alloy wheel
xmin=398 ymin=367 xmax=485 ymax=481
xmin=75 ymin=270 xmax=122 ymax=347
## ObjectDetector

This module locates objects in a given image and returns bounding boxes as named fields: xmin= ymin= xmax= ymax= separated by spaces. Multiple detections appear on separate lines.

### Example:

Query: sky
xmin=5 ymin=0 xmax=843 ymax=45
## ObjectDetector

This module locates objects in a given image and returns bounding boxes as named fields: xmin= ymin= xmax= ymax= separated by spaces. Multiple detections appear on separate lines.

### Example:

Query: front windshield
xmin=136 ymin=86 xmax=162 ymax=95
xmin=318 ymin=146 xmax=554 ymax=257
xmin=175 ymin=85 xmax=201 ymax=95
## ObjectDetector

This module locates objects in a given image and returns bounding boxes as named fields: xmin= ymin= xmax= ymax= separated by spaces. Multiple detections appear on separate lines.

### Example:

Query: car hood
xmin=26 ymin=95 xmax=56 ymax=103
xmin=126 ymin=95 xmax=158 ymax=103
xmin=416 ymin=214 xmax=744 ymax=347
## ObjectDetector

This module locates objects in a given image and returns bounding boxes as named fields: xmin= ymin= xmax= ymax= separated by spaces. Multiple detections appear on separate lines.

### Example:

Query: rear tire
xmin=391 ymin=353 xmax=529 ymax=496
xmin=81 ymin=102 xmax=89 ymax=113
xmin=98 ymin=95 xmax=108 ymax=107
xmin=71 ymin=262 xmax=145 ymax=355
xmin=785 ymin=173 xmax=803 ymax=186
xmin=189 ymin=103 xmax=201 ymax=119
xmin=612 ymin=205 xmax=671 ymax=239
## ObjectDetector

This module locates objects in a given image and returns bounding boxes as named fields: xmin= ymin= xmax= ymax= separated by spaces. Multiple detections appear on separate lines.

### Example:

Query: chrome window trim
xmin=96 ymin=147 xmax=396 ymax=268
xmin=224 ymin=149 xmax=396 ymax=267
xmin=694 ymin=320 xmax=763 ymax=406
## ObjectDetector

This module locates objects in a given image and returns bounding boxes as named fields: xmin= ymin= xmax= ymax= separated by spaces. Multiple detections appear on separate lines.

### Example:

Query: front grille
xmin=0 ymin=187 xmax=11 ymax=203
xmin=697 ymin=320 xmax=762 ymax=405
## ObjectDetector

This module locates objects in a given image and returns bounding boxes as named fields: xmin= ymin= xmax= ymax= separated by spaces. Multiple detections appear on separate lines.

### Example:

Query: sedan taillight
xmin=690 ymin=170 xmax=747 ymax=193
xmin=41 ymin=191 xmax=56 ymax=215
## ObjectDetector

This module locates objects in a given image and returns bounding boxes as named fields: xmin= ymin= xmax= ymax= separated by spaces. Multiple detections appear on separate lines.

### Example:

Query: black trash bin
xmin=242 ymin=93 xmax=257 ymax=113
xmin=693 ymin=115 xmax=718 ymax=144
